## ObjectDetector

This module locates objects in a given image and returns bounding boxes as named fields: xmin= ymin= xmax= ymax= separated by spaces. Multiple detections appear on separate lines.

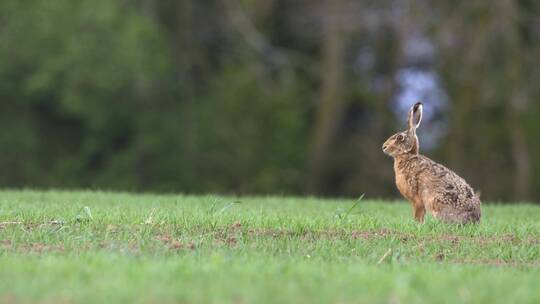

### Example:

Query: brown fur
xmin=383 ymin=102 xmax=481 ymax=224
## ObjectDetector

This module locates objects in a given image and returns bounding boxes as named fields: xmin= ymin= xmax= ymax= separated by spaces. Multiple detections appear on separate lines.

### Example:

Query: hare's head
xmin=382 ymin=102 xmax=423 ymax=157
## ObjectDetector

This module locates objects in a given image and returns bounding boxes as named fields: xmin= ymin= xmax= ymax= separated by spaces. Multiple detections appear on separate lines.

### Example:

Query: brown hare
xmin=382 ymin=102 xmax=481 ymax=224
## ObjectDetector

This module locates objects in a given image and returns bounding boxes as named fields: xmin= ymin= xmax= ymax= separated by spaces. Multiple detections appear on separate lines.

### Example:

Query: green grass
xmin=1 ymin=190 xmax=539 ymax=303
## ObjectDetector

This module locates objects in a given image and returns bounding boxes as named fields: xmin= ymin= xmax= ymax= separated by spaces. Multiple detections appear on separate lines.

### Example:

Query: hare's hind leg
xmin=438 ymin=208 xmax=480 ymax=225
xmin=436 ymin=208 xmax=464 ymax=224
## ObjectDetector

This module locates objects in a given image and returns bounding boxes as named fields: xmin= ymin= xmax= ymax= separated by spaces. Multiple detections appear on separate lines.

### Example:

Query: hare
xmin=382 ymin=102 xmax=481 ymax=224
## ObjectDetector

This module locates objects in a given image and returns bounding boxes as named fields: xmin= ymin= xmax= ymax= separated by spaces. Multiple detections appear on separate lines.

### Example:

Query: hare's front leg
xmin=413 ymin=204 xmax=425 ymax=222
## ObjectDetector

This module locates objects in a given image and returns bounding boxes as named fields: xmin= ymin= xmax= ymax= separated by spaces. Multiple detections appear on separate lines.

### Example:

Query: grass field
xmin=1 ymin=190 xmax=539 ymax=303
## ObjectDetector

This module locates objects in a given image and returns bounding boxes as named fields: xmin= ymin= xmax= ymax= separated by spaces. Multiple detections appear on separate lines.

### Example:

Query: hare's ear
xmin=408 ymin=102 xmax=423 ymax=131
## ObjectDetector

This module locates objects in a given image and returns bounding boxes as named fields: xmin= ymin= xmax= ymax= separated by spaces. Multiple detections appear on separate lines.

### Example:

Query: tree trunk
xmin=508 ymin=95 xmax=531 ymax=202
xmin=307 ymin=0 xmax=346 ymax=194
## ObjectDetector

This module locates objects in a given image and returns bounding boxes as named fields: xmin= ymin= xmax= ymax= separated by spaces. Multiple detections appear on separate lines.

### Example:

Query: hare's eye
xmin=396 ymin=135 xmax=404 ymax=141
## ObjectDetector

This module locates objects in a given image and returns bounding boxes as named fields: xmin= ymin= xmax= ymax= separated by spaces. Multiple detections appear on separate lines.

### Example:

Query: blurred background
xmin=1 ymin=0 xmax=539 ymax=203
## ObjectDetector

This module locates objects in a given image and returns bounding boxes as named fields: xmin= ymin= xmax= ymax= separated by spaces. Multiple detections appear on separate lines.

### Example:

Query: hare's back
xmin=418 ymin=156 xmax=479 ymax=211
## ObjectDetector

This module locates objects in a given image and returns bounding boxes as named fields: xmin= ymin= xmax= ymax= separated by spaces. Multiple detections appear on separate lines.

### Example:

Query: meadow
xmin=1 ymin=190 xmax=539 ymax=303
